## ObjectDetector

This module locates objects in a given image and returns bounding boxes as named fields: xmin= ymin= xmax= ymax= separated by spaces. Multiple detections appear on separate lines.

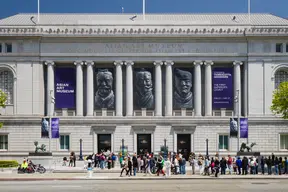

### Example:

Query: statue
xmin=34 ymin=141 xmax=46 ymax=153
xmin=239 ymin=142 xmax=257 ymax=152
xmin=95 ymin=69 xmax=114 ymax=109
xmin=174 ymin=68 xmax=193 ymax=108
xmin=134 ymin=69 xmax=154 ymax=109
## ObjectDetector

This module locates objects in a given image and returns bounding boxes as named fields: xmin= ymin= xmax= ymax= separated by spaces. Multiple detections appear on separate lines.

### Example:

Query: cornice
xmin=0 ymin=26 xmax=288 ymax=37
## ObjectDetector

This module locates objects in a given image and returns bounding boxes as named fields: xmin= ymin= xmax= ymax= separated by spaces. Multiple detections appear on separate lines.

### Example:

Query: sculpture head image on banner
xmin=41 ymin=118 xmax=49 ymax=138
xmin=230 ymin=118 xmax=238 ymax=137
xmin=95 ymin=68 xmax=115 ymax=109
xmin=173 ymin=68 xmax=193 ymax=109
xmin=134 ymin=68 xmax=154 ymax=109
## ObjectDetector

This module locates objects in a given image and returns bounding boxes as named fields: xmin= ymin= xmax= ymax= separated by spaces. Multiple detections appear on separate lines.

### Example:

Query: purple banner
xmin=51 ymin=118 xmax=59 ymax=139
xmin=240 ymin=118 xmax=248 ymax=138
xmin=212 ymin=68 xmax=233 ymax=109
xmin=54 ymin=68 xmax=76 ymax=109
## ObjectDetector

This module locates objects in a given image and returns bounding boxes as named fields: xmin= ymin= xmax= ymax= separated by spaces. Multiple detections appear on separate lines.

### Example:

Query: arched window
xmin=0 ymin=69 xmax=14 ymax=104
xmin=274 ymin=68 xmax=288 ymax=89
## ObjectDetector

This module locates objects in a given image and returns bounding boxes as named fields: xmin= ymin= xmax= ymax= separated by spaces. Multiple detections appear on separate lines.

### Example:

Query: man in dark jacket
xmin=266 ymin=156 xmax=272 ymax=175
xmin=220 ymin=157 xmax=227 ymax=175
xmin=242 ymin=157 xmax=248 ymax=175
xmin=126 ymin=157 xmax=132 ymax=176
xmin=132 ymin=154 xmax=138 ymax=176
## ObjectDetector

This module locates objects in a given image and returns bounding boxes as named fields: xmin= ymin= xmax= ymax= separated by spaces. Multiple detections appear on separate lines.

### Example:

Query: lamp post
xmin=49 ymin=90 xmax=55 ymax=153
xmin=79 ymin=139 xmax=83 ymax=161
xmin=121 ymin=139 xmax=125 ymax=156
xmin=164 ymin=138 xmax=167 ymax=149
xmin=234 ymin=89 xmax=241 ymax=152
xmin=206 ymin=139 xmax=209 ymax=157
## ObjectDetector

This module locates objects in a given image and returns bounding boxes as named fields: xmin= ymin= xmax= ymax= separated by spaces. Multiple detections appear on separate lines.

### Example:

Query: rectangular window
xmin=280 ymin=134 xmax=288 ymax=150
xmin=60 ymin=135 xmax=70 ymax=150
xmin=0 ymin=135 xmax=8 ymax=150
xmin=219 ymin=135 xmax=229 ymax=150
xmin=286 ymin=43 xmax=288 ymax=53
xmin=0 ymin=44 xmax=2 ymax=52
xmin=276 ymin=43 xmax=283 ymax=53
xmin=5 ymin=43 xmax=12 ymax=53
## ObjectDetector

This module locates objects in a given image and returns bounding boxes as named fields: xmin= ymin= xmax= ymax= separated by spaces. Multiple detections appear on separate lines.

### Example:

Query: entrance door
xmin=97 ymin=134 xmax=111 ymax=153
xmin=177 ymin=134 xmax=191 ymax=160
xmin=137 ymin=134 xmax=151 ymax=155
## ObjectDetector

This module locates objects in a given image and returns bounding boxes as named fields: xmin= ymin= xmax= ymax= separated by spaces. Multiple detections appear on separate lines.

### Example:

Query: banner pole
xmin=38 ymin=0 xmax=40 ymax=23
xmin=143 ymin=0 xmax=145 ymax=21
xmin=49 ymin=90 xmax=53 ymax=153
xmin=237 ymin=89 xmax=240 ymax=152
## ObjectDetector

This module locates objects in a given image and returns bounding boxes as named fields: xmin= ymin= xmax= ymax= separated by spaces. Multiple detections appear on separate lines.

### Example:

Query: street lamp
xmin=49 ymin=90 xmax=55 ymax=153
xmin=121 ymin=139 xmax=125 ymax=156
xmin=206 ymin=139 xmax=209 ymax=157
xmin=79 ymin=139 xmax=83 ymax=161
xmin=234 ymin=89 xmax=240 ymax=152
xmin=164 ymin=138 xmax=167 ymax=149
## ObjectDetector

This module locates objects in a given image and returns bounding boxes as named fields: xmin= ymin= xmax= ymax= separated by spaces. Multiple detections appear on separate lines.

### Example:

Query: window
xmin=274 ymin=69 xmax=288 ymax=88
xmin=219 ymin=135 xmax=229 ymax=150
xmin=0 ymin=69 xmax=14 ymax=104
xmin=0 ymin=44 xmax=2 ymax=52
xmin=276 ymin=43 xmax=283 ymax=53
xmin=0 ymin=135 xmax=8 ymax=150
xmin=280 ymin=134 xmax=288 ymax=150
xmin=5 ymin=43 xmax=12 ymax=53
xmin=286 ymin=44 xmax=288 ymax=53
xmin=60 ymin=135 xmax=70 ymax=150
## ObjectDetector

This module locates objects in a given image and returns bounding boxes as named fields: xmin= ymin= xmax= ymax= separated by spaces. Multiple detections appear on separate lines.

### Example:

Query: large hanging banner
xmin=54 ymin=67 xmax=76 ymax=109
xmin=230 ymin=118 xmax=238 ymax=137
xmin=212 ymin=68 xmax=233 ymax=109
xmin=51 ymin=118 xmax=60 ymax=139
xmin=41 ymin=118 xmax=49 ymax=138
xmin=240 ymin=118 xmax=248 ymax=138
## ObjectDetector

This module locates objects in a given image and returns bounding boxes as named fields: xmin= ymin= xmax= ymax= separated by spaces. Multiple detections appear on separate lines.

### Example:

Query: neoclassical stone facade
xmin=0 ymin=13 xmax=288 ymax=158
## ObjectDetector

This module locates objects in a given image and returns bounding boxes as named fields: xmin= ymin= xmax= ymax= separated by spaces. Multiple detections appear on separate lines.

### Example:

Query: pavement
xmin=1 ymin=179 xmax=288 ymax=192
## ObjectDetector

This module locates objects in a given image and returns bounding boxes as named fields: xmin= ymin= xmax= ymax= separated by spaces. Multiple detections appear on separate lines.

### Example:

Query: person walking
xmin=120 ymin=157 xmax=128 ymax=177
xmin=278 ymin=157 xmax=282 ymax=175
xmin=164 ymin=158 xmax=172 ymax=177
xmin=126 ymin=157 xmax=132 ymax=176
xmin=214 ymin=157 xmax=220 ymax=177
xmin=227 ymin=155 xmax=233 ymax=175
xmin=132 ymin=154 xmax=138 ymax=176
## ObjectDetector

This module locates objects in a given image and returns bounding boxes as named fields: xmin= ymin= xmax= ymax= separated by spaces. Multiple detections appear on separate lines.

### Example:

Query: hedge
xmin=0 ymin=160 xmax=19 ymax=168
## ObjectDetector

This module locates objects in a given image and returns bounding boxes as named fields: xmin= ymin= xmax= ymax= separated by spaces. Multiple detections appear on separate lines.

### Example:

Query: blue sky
xmin=0 ymin=0 xmax=287 ymax=19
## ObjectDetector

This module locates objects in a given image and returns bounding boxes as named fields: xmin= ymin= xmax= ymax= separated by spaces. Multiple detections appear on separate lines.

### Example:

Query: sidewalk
xmin=0 ymin=172 xmax=288 ymax=181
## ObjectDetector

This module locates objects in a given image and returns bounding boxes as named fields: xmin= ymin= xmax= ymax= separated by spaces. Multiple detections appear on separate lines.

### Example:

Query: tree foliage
xmin=0 ymin=90 xmax=7 ymax=128
xmin=271 ymin=81 xmax=288 ymax=119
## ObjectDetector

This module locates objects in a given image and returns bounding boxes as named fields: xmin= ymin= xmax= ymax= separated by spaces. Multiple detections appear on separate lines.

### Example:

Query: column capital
xmin=193 ymin=60 xmax=203 ymax=66
xmin=85 ymin=61 xmax=94 ymax=66
xmin=164 ymin=60 xmax=174 ymax=66
xmin=233 ymin=61 xmax=243 ymax=66
xmin=124 ymin=61 xmax=134 ymax=66
xmin=154 ymin=60 xmax=163 ymax=66
xmin=204 ymin=61 xmax=214 ymax=66
xmin=74 ymin=61 xmax=84 ymax=66
xmin=45 ymin=61 xmax=55 ymax=66
xmin=114 ymin=60 xmax=124 ymax=66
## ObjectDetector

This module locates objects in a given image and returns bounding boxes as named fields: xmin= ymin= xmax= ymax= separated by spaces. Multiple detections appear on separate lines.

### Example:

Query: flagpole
xmin=143 ymin=0 xmax=145 ymax=20
xmin=38 ymin=0 xmax=40 ymax=23
xmin=248 ymin=0 xmax=251 ymax=24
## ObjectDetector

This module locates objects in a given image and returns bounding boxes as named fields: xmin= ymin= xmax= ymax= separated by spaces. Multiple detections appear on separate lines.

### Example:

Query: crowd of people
xmin=64 ymin=151 xmax=288 ymax=177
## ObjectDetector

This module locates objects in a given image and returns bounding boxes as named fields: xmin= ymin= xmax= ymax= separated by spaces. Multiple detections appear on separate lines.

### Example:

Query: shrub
xmin=0 ymin=160 xmax=19 ymax=168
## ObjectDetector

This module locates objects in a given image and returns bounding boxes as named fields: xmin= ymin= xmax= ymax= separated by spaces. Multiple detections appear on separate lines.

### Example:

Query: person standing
xmin=284 ymin=157 xmax=288 ymax=174
xmin=126 ymin=157 xmax=132 ymax=176
xmin=227 ymin=155 xmax=233 ymax=175
xmin=214 ymin=157 xmax=220 ymax=177
xmin=236 ymin=157 xmax=242 ymax=175
xmin=242 ymin=157 xmax=248 ymax=175
xmin=164 ymin=158 xmax=172 ymax=177
xmin=266 ymin=156 xmax=272 ymax=175
xmin=274 ymin=157 xmax=279 ymax=175
xmin=190 ymin=156 xmax=196 ymax=175
xmin=220 ymin=157 xmax=227 ymax=175
xmin=132 ymin=154 xmax=138 ymax=176
xmin=260 ymin=156 xmax=265 ymax=175
xmin=278 ymin=157 xmax=282 ymax=175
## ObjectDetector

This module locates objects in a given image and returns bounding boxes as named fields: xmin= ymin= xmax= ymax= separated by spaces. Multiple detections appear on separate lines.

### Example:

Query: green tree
xmin=271 ymin=81 xmax=288 ymax=119
xmin=0 ymin=90 xmax=7 ymax=128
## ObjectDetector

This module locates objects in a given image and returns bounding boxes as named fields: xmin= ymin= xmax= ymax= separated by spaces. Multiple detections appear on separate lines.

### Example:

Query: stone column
xmin=243 ymin=61 xmax=248 ymax=117
xmin=193 ymin=61 xmax=203 ymax=116
xmin=85 ymin=61 xmax=94 ymax=116
xmin=154 ymin=61 xmax=163 ymax=116
xmin=125 ymin=61 xmax=134 ymax=116
xmin=45 ymin=61 xmax=55 ymax=116
xmin=164 ymin=60 xmax=174 ymax=116
xmin=74 ymin=61 xmax=84 ymax=116
xmin=204 ymin=61 xmax=213 ymax=116
xmin=114 ymin=61 xmax=123 ymax=116
xmin=233 ymin=61 xmax=242 ymax=116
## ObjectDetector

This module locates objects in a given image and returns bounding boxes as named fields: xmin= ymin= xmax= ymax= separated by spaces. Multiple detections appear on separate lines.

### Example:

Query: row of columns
xmin=45 ymin=60 xmax=244 ymax=117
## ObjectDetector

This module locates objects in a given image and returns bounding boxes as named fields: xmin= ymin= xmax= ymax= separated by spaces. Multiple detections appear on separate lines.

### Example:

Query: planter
xmin=28 ymin=152 xmax=53 ymax=170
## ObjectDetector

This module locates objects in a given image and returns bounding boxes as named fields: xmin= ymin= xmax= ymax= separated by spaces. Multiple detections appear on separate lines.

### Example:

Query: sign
xmin=54 ymin=68 xmax=76 ymax=109
xmin=240 ymin=118 xmax=248 ymax=138
xmin=230 ymin=118 xmax=238 ymax=137
xmin=51 ymin=118 xmax=60 ymax=139
xmin=212 ymin=68 xmax=233 ymax=109
xmin=41 ymin=118 xmax=49 ymax=138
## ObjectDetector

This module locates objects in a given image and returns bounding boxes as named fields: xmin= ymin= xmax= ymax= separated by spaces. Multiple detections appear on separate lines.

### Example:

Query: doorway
xmin=177 ymin=134 xmax=191 ymax=160
xmin=97 ymin=134 xmax=111 ymax=153
xmin=137 ymin=134 xmax=151 ymax=155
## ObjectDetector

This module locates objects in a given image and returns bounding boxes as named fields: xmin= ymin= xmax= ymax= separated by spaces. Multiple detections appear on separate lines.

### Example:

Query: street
xmin=0 ymin=179 xmax=287 ymax=192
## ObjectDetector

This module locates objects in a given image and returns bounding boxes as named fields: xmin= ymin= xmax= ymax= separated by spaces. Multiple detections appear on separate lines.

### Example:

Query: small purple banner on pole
xmin=240 ymin=118 xmax=248 ymax=138
xmin=41 ymin=118 xmax=49 ymax=138
xmin=54 ymin=68 xmax=76 ymax=109
xmin=212 ymin=68 xmax=233 ymax=109
xmin=51 ymin=118 xmax=59 ymax=139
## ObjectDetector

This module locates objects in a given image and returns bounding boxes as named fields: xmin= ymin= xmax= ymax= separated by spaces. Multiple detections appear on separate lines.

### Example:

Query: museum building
xmin=0 ymin=13 xmax=288 ymax=159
